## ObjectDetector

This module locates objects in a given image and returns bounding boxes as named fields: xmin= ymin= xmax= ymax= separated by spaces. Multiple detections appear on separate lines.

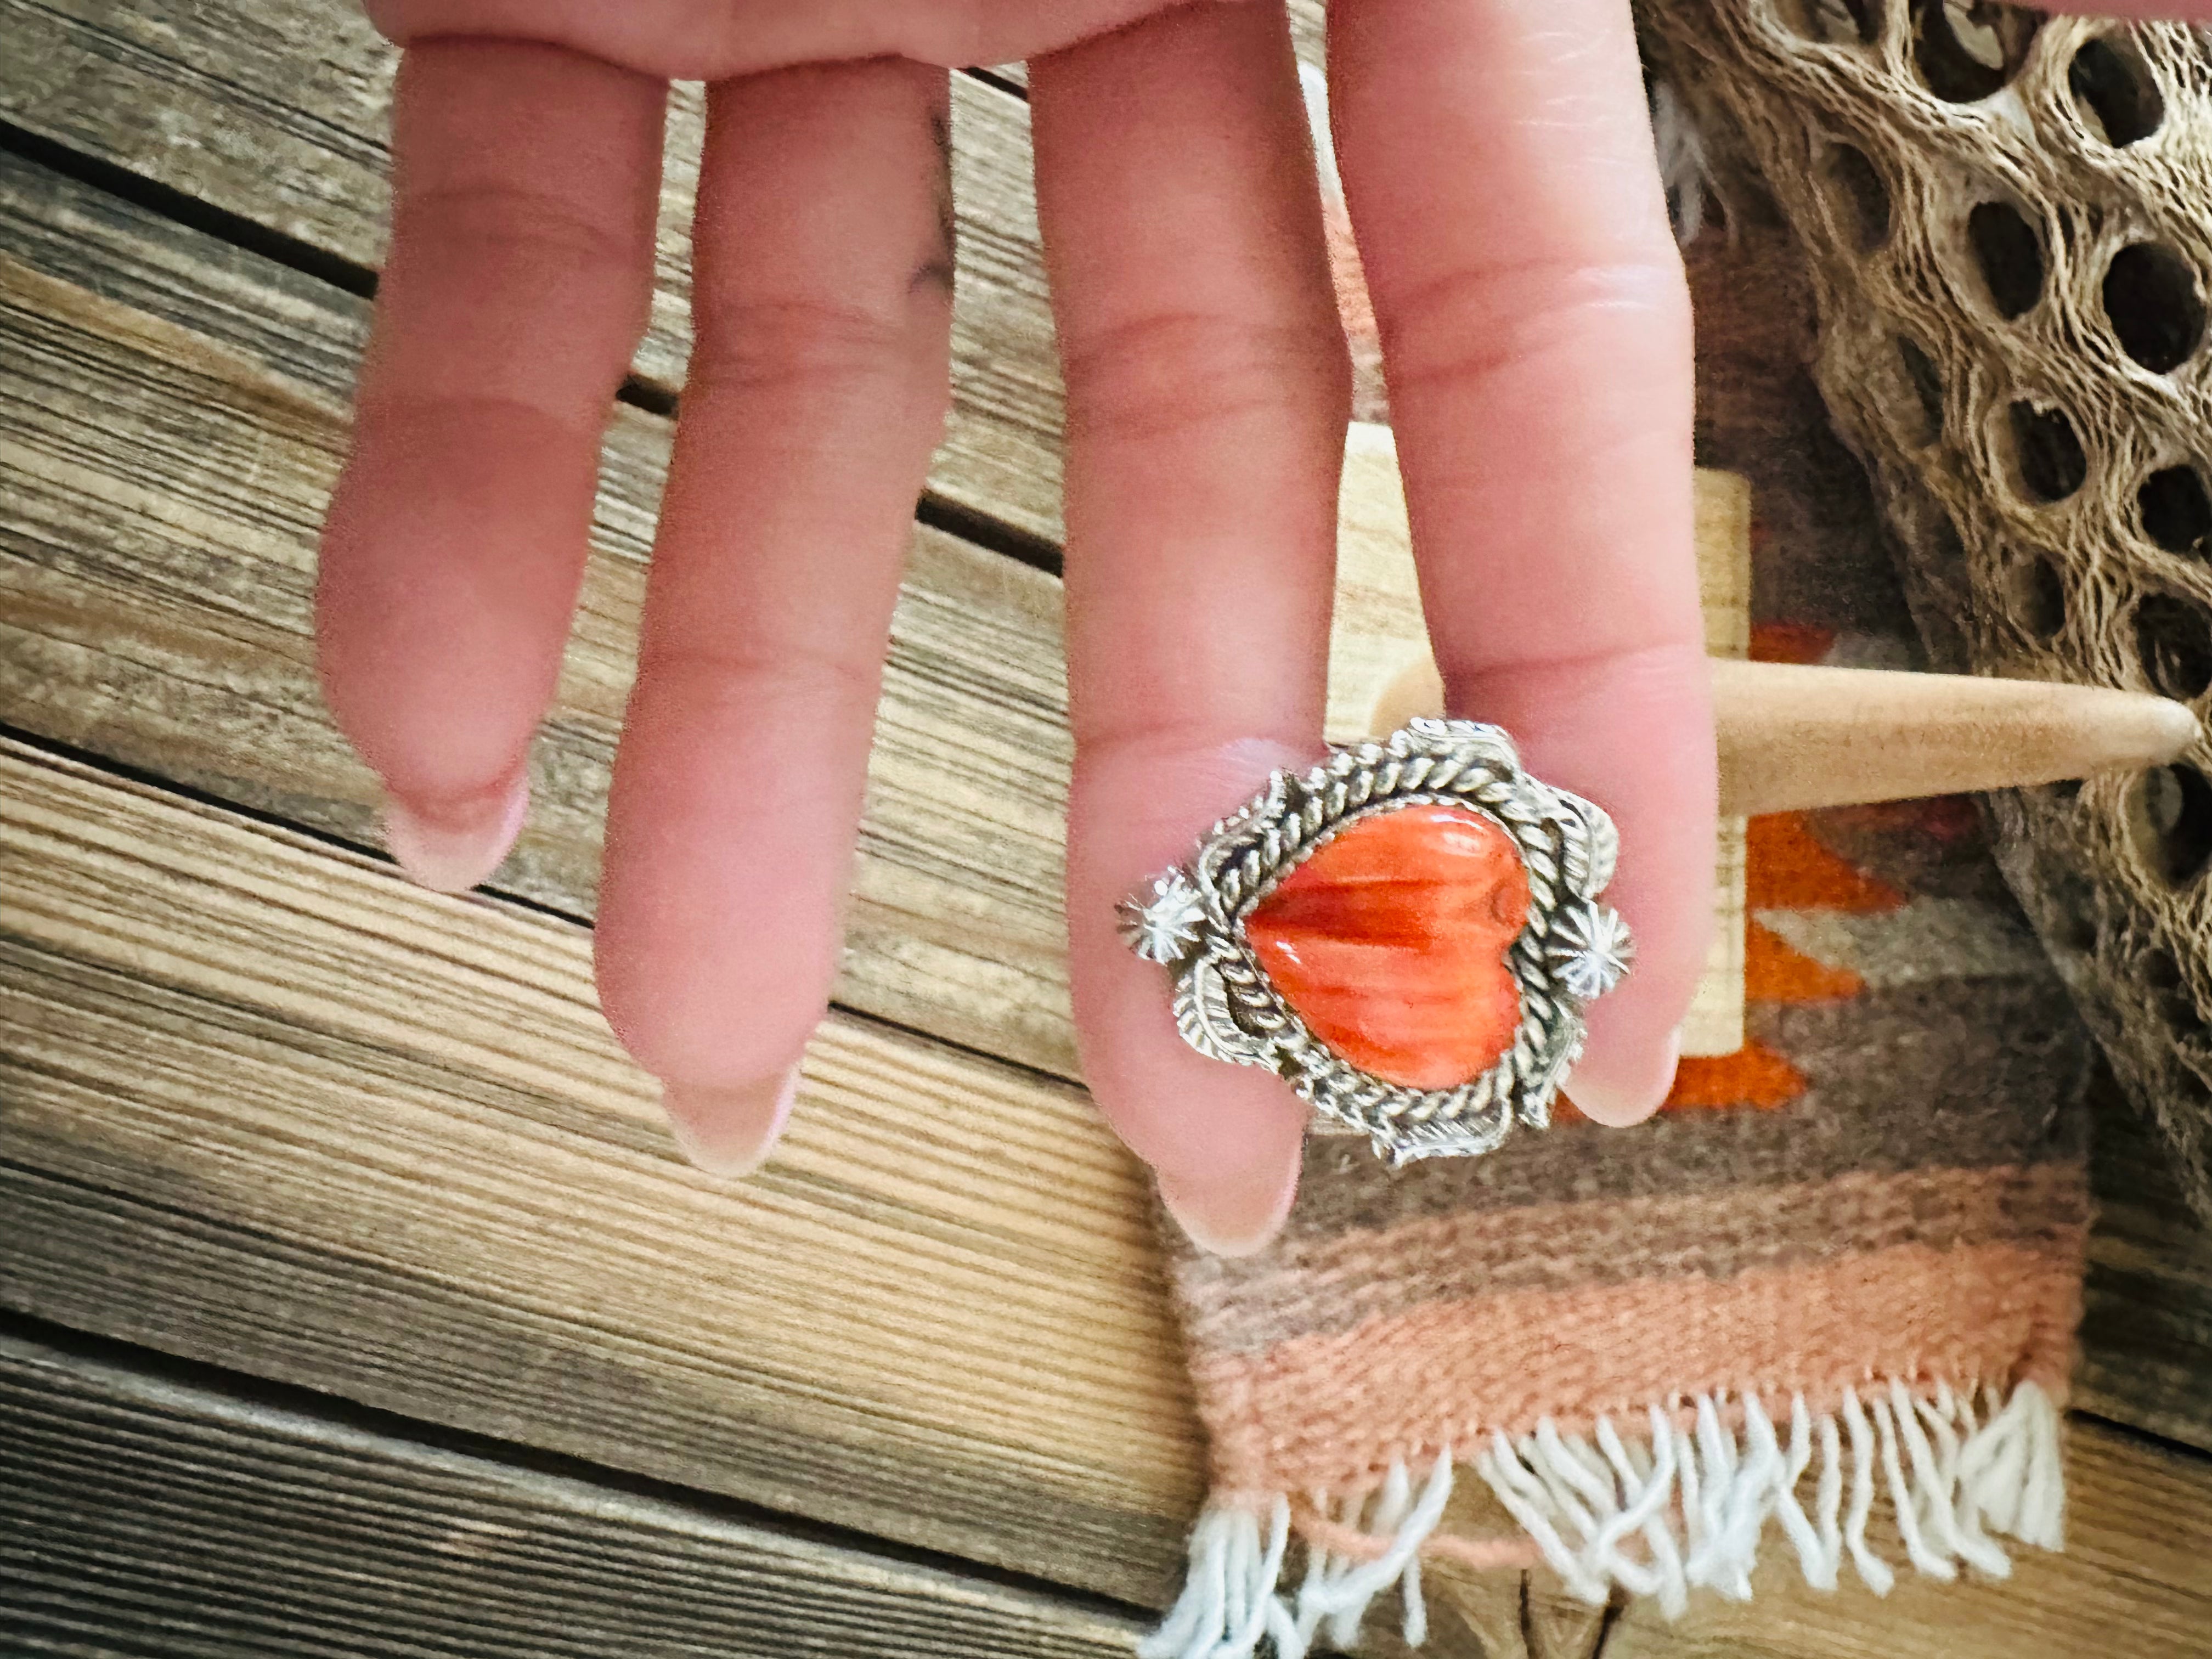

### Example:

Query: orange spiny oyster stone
xmin=1243 ymin=804 xmax=1530 ymax=1090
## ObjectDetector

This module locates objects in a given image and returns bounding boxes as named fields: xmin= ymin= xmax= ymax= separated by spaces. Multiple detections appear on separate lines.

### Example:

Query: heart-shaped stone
xmin=1244 ymin=804 xmax=1530 ymax=1090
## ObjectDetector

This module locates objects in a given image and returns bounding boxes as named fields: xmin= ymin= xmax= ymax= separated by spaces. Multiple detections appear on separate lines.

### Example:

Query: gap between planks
xmin=0 ymin=0 xmax=2207 ymax=1468
xmin=0 ymin=1321 xmax=1150 ymax=1658
xmin=6 ymin=736 xmax=2212 ymax=1658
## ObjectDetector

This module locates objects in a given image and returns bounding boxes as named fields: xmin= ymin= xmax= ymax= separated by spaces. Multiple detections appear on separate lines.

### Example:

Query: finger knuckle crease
xmin=400 ymin=179 xmax=636 ymax=274
xmin=1382 ymin=258 xmax=1685 ymax=398
xmin=1074 ymin=716 xmax=1293 ymax=774
xmin=355 ymin=388 xmax=606 ymax=443
xmin=1062 ymin=312 xmax=1349 ymax=444
xmin=640 ymin=641 xmax=880 ymax=715
xmin=687 ymin=298 xmax=918 ymax=398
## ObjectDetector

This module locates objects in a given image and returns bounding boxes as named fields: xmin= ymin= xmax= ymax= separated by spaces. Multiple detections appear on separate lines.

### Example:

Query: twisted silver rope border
xmin=1120 ymin=719 xmax=1629 ymax=1165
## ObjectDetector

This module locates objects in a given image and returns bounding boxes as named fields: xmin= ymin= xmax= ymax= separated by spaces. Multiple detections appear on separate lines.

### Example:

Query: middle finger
xmin=1032 ymin=0 xmax=1350 ymax=1252
xmin=594 ymin=60 xmax=955 ymax=1170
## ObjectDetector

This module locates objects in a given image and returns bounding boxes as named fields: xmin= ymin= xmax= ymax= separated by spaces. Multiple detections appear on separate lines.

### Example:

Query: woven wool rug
xmin=1139 ymin=72 xmax=2095 ymax=1658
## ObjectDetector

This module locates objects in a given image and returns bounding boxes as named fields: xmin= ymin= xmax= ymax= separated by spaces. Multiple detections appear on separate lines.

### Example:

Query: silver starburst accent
xmin=1551 ymin=902 xmax=1634 ymax=1002
xmin=1119 ymin=871 xmax=1207 ymax=964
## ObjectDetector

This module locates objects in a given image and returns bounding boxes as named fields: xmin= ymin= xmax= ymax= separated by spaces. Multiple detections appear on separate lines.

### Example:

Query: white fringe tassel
xmin=1142 ymin=1381 xmax=2064 ymax=1658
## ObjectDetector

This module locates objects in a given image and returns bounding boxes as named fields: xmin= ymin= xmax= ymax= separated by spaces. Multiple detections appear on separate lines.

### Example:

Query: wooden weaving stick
xmin=1369 ymin=652 xmax=2201 ymax=819
xmin=1328 ymin=423 xmax=2199 ymax=1057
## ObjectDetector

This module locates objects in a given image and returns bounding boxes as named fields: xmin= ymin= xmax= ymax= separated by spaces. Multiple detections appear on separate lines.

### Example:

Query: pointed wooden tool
xmin=1370 ymin=652 xmax=2202 ymax=816
xmin=1335 ymin=425 xmax=2200 ymax=808
xmin=1711 ymin=658 xmax=2199 ymax=816
xmin=1331 ymin=422 xmax=2203 ymax=1057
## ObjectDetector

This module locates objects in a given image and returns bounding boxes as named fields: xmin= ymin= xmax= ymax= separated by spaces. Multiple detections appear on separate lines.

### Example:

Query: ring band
xmin=1119 ymin=718 xmax=1632 ymax=1164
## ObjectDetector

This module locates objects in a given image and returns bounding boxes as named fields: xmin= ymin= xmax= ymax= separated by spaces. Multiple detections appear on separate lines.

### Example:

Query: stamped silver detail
xmin=1550 ymin=901 xmax=1636 ymax=1003
xmin=1120 ymin=718 xmax=1631 ymax=1165
xmin=1120 ymin=870 xmax=1209 ymax=965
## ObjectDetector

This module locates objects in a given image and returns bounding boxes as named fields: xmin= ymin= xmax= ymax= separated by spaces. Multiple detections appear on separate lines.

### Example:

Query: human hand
xmin=318 ymin=0 xmax=1709 ymax=1256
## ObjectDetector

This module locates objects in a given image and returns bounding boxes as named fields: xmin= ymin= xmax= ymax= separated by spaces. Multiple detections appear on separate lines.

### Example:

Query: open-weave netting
xmin=1644 ymin=0 xmax=2212 ymax=1213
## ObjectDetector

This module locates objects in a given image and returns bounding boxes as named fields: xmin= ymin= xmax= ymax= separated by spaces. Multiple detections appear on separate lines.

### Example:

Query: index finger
xmin=1328 ymin=0 xmax=1710 ymax=1123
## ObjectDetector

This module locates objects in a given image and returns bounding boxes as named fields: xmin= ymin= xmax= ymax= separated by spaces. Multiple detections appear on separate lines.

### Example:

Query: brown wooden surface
xmin=0 ymin=145 xmax=1082 ymax=1085
xmin=0 ymin=0 xmax=1066 ymax=544
xmin=0 ymin=737 xmax=1190 ymax=1605
xmin=2080 ymin=1076 xmax=2212 ymax=1451
xmin=0 ymin=1328 xmax=1146 ymax=1659
xmin=8 ymin=740 xmax=2211 ymax=1657
xmin=3 ymin=1 xmax=2211 ymax=1653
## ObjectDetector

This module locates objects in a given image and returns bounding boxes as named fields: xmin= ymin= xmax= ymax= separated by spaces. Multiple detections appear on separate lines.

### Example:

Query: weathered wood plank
xmin=0 ymin=1328 xmax=1144 ymax=1658
xmin=2079 ymin=1075 xmax=2212 ymax=1453
xmin=8 ymin=737 xmax=2212 ymax=1658
xmin=1597 ymin=1423 xmax=2212 ymax=1659
xmin=0 ymin=145 xmax=1080 ymax=1082
xmin=7 ymin=103 xmax=2211 ymax=1466
xmin=0 ymin=737 xmax=1190 ymax=1605
xmin=0 ymin=0 xmax=1066 ymax=544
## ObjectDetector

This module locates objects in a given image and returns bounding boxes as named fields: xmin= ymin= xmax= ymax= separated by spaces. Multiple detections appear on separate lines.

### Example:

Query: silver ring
xmin=1119 ymin=718 xmax=1632 ymax=1165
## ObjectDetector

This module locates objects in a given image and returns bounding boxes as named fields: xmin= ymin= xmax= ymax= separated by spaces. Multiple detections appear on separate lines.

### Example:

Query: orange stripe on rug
xmin=1750 ymin=812 xmax=1904 ymax=914
xmin=1666 ymin=1039 xmax=1807 ymax=1109
xmin=1662 ymin=777 xmax=1910 ymax=1113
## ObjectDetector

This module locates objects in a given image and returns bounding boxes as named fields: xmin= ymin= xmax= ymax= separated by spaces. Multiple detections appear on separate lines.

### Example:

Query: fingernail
xmin=1156 ymin=1156 xmax=1300 ymax=1259
xmin=1567 ymin=1028 xmax=1683 ymax=1127
xmin=383 ymin=775 xmax=529 ymax=894
xmin=662 ymin=1068 xmax=800 ymax=1178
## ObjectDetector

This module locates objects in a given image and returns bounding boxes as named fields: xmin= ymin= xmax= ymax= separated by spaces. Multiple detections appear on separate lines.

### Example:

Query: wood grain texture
xmin=0 ymin=737 xmax=1191 ymax=1604
xmin=0 ymin=145 xmax=1080 ymax=1083
xmin=4 ymin=66 xmax=2210 ymax=1465
xmin=2079 ymin=1073 xmax=2212 ymax=1453
xmin=8 ymin=738 xmax=2212 ymax=1658
xmin=0 ymin=1329 xmax=1145 ymax=1659
xmin=0 ymin=0 xmax=1067 ymax=544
